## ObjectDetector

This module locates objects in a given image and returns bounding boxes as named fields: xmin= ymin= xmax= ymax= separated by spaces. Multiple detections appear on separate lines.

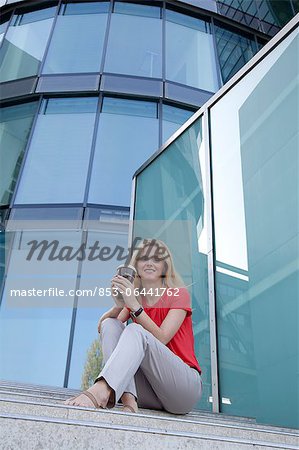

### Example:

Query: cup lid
xmin=117 ymin=264 xmax=137 ymax=273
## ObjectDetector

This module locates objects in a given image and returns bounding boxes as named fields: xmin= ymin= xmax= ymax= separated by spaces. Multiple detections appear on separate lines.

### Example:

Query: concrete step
xmin=0 ymin=382 xmax=298 ymax=450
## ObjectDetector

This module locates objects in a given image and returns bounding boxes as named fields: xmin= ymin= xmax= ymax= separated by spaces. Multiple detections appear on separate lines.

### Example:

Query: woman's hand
xmin=111 ymin=275 xmax=140 ymax=311
xmin=110 ymin=278 xmax=126 ymax=308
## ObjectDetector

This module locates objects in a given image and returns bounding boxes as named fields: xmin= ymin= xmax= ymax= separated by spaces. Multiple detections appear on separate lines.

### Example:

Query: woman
xmin=65 ymin=239 xmax=202 ymax=414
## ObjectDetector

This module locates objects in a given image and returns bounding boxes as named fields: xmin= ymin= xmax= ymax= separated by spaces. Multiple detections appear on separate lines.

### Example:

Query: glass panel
xmin=101 ymin=96 xmax=157 ymax=118
xmin=162 ymin=104 xmax=194 ymax=143
xmin=210 ymin=28 xmax=299 ymax=428
xmin=64 ymin=1 xmax=109 ymax=15
xmin=67 ymin=221 xmax=129 ymax=388
xmin=134 ymin=118 xmax=212 ymax=411
xmin=0 ymin=101 xmax=39 ymax=206
xmin=114 ymin=1 xmax=161 ymax=18
xmin=166 ymin=9 xmax=219 ymax=92
xmin=0 ymin=17 xmax=10 ymax=46
xmin=88 ymin=97 xmax=159 ymax=207
xmin=104 ymin=7 xmax=162 ymax=78
xmin=0 ymin=228 xmax=81 ymax=386
xmin=42 ymin=3 xmax=109 ymax=74
xmin=258 ymin=0 xmax=294 ymax=27
xmin=214 ymin=24 xmax=257 ymax=84
xmin=0 ymin=7 xmax=56 ymax=82
xmin=14 ymin=97 xmax=98 ymax=204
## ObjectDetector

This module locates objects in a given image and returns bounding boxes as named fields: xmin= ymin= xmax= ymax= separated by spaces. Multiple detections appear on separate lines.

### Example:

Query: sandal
xmin=65 ymin=390 xmax=104 ymax=409
xmin=81 ymin=390 xmax=103 ymax=408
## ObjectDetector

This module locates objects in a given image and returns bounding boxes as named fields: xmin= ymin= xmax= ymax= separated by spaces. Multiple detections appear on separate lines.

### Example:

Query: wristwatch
xmin=130 ymin=306 xmax=144 ymax=319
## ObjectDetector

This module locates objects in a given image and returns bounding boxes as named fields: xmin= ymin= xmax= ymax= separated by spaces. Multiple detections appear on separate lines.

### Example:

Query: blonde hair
xmin=129 ymin=239 xmax=185 ymax=289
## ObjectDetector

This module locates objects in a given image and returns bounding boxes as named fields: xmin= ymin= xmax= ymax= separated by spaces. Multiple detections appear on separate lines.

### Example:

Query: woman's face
xmin=136 ymin=245 xmax=166 ymax=284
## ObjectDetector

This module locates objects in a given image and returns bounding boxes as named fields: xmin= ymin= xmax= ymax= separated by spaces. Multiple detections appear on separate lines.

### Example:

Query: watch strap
xmin=130 ymin=306 xmax=144 ymax=319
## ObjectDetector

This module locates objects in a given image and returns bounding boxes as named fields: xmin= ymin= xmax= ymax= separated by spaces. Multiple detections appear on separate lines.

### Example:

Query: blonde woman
xmin=65 ymin=239 xmax=202 ymax=414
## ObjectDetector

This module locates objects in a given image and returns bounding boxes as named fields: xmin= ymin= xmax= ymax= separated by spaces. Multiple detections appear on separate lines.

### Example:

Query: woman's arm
xmin=117 ymin=307 xmax=130 ymax=323
xmin=112 ymin=275 xmax=187 ymax=345
xmin=134 ymin=309 xmax=187 ymax=345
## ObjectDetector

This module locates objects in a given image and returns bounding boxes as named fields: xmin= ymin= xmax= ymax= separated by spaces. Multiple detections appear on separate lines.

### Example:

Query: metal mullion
xmin=82 ymin=94 xmax=102 ymax=207
xmin=63 ymin=227 xmax=88 ymax=388
xmin=210 ymin=16 xmax=224 ymax=88
xmin=36 ymin=1 xmax=62 ymax=78
xmin=0 ymin=227 xmax=18 ymax=310
xmin=162 ymin=1 xmax=166 ymax=84
xmin=203 ymin=107 xmax=220 ymax=414
xmin=128 ymin=176 xmax=136 ymax=250
xmin=99 ymin=0 xmax=114 ymax=74
xmin=9 ymin=95 xmax=44 ymax=208
xmin=158 ymin=98 xmax=162 ymax=148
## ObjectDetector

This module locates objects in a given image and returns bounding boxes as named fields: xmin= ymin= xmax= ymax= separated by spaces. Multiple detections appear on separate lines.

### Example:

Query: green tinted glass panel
xmin=210 ymin=28 xmax=299 ymax=429
xmin=0 ymin=7 xmax=56 ymax=82
xmin=134 ymin=118 xmax=212 ymax=412
xmin=0 ymin=101 xmax=38 ymax=206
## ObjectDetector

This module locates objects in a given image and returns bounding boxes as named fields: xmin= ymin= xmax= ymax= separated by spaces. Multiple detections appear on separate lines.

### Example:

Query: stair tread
xmin=1 ymin=411 xmax=299 ymax=450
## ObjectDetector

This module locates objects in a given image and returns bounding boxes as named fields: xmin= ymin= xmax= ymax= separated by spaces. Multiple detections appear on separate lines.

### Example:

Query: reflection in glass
xmin=0 ymin=229 xmax=80 ymax=385
xmin=14 ymin=97 xmax=98 ymax=204
xmin=42 ymin=3 xmax=109 ymax=74
xmin=0 ymin=17 xmax=10 ymax=46
xmin=0 ymin=101 xmax=38 ymax=206
xmin=134 ymin=118 xmax=212 ymax=411
xmin=0 ymin=7 xmax=56 ymax=82
xmin=166 ymin=9 xmax=219 ymax=92
xmin=68 ymin=222 xmax=129 ymax=388
xmin=162 ymin=104 xmax=194 ymax=143
xmin=210 ymin=28 xmax=299 ymax=428
xmin=104 ymin=4 xmax=162 ymax=78
xmin=214 ymin=24 xmax=257 ymax=83
xmin=88 ymin=97 xmax=159 ymax=207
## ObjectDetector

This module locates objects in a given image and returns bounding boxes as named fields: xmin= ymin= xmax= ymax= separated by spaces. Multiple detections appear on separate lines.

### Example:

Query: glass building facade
xmin=133 ymin=16 xmax=299 ymax=429
xmin=0 ymin=0 xmax=298 ymax=428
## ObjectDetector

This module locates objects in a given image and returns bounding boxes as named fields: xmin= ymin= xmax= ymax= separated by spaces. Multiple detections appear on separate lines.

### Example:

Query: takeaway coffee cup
xmin=115 ymin=265 xmax=137 ymax=300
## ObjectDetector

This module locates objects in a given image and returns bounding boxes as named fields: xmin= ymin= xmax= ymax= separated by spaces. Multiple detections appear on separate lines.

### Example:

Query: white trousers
xmin=96 ymin=318 xmax=202 ymax=414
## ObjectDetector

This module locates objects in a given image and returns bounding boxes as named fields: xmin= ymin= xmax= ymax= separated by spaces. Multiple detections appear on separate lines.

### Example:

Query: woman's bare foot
xmin=63 ymin=379 xmax=112 ymax=408
xmin=121 ymin=392 xmax=138 ymax=413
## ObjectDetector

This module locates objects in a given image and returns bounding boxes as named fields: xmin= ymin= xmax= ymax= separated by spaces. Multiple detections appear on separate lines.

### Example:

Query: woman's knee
xmin=101 ymin=317 xmax=124 ymax=332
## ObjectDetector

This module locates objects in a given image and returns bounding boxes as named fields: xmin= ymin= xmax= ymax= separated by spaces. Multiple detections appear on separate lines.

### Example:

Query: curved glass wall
xmin=165 ymin=9 xmax=219 ymax=91
xmin=0 ymin=96 xmax=194 ymax=208
xmin=104 ymin=2 xmax=162 ymax=78
xmin=0 ymin=0 xmax=268 ymax=89
xmin=42 ymin=2 xmax=109 ymax=75
xmin=0 ymin=101 xmax=39 ymax=206
xmin=0 ymin=6 xmax=57 ymax=82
